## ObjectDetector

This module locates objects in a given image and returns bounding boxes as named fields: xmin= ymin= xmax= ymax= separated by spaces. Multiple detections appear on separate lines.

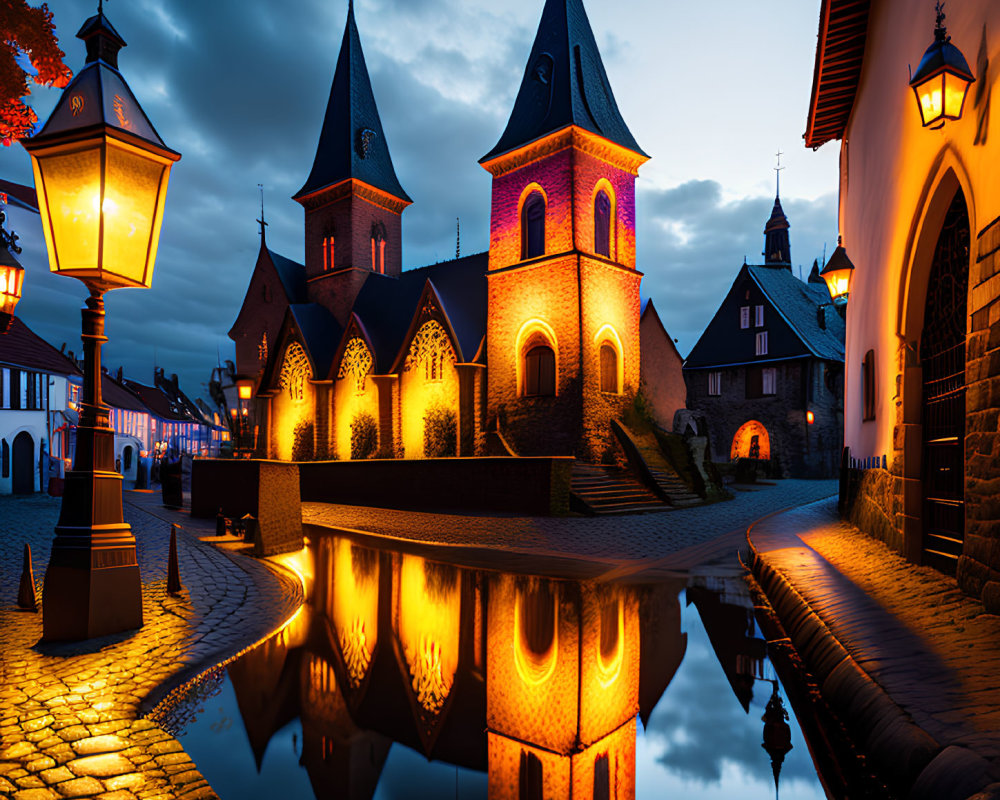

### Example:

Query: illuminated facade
xmin=683 ymin=200 xmax=845 ymax=478
xmin=230 ymin=0 xmax=681 ymax=461
xmin=806 ymin=1 xmax=1000 ymax=602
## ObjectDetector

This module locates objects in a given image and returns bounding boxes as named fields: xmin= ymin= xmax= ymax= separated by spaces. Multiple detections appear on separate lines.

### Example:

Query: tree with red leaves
xmin=1 ymin=0 xmax=72 ymax=146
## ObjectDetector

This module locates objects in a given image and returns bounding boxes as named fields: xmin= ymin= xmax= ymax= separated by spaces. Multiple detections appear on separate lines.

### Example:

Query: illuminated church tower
xmin=481 ymin=0 xmax=648 ymax=458
xmin=293 ymin=0 xmax=411 ymax=326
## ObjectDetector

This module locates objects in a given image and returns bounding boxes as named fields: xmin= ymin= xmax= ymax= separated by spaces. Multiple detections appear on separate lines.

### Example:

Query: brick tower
xmin=293 ymin=0 xmax=411 ymax=327
xmin=481 ymin=0 xmax=649 ymax=459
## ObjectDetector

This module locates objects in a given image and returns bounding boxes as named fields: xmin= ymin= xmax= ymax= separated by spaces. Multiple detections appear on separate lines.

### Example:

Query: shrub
xmin=423 ymin=405 xmax=457 ymax=458
xmin=291 ymin=420 xmax=314 ymax=462
xmin=350 ymin=412 xmax=378 ymax=460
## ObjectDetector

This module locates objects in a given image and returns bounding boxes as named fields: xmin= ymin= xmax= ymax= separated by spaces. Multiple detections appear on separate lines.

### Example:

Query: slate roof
xmin=748 ymin=265 xmax=845 ymax=362
xmin=481 ymin=0 xmax=646 ymax=163
xmin=287 ymin=304 xmax=342 ymax=380
xmin=0 ymin=317 xmax=81 ymax=376
xmin=293 ymin=2 xmax=410 ymax=203
xmin=269 ymin=249 xmax=307 ymax=304
xmin=120 ymin=378 xmax=191 ymax=422
xmin=351 ymin=252 xmax=488 ymax=371
xmin=102 ymin=372 xmax=148 ymax=413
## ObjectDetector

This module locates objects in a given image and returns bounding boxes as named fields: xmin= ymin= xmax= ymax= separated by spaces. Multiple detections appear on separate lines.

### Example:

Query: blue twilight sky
xmin=2 ymin=0 xmax=838 ymax=397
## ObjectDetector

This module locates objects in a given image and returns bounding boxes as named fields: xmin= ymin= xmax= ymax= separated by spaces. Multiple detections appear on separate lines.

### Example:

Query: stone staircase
xmin=646 ymin=466 xmax=703 ymax=507
xmin=611 ymin=419 xmax=705 ymax=508
xmin=570 ymin=463 xmax=667 ymax=515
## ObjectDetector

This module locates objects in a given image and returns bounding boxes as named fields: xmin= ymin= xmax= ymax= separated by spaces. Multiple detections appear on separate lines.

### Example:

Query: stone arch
xmin=12 ymin=430 xmax=34 ymax=494
xmin=272 ymin=339 xmax=316 ymax=461
xmin=516 ymin=318 xmax=559 ymax=397
xmin=593 ymin=323 xmax=624 ymax=395
xmin=592 ymin=177 xmax=617 ymax=259
xmin=731 ymin=420 xmax=770 ymax=460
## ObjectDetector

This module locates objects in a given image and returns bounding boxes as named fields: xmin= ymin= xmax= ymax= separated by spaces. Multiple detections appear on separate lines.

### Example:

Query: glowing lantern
xmin=21 ymin=13 xmax=180 ymax=291
xmin=806 ymin=410 xmax=815 ymax=425
xmin=820 ymin=237 xmax=855 ymax=307
xmin=0 ymin=252 xmax=24 ymax=334
xmin=237 ymin=377 xmax=254 ymax=401
xmin=909 ymin=2 xmax=975 ymax=128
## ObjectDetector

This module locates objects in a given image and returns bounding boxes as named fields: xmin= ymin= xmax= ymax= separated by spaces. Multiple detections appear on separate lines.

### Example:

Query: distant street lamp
xmin=0 ymin=204 xmax=24 ymax=333
xmin=21 ymin=9 xmax=181 ymax=640
xmin=820 ymin=236 xmax=855 ymax=311
xmin=909 ymin=2 xmax=975 ymax=129
xmin=235 ymin=376 xmax=255 ymax=456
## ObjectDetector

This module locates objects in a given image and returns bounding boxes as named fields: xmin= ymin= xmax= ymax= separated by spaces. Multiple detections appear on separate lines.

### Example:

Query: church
xmin=230 ymin=0 xmax=682 ymax=463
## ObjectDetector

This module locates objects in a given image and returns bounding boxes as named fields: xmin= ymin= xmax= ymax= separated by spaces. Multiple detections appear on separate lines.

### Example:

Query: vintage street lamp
xmin=235 ymin=376 xmax=255 ymax=456
xmin=21 ymin=9 xmax=181 ymax=640
xmin=909 ymin=2 xmax=975 ymax=128
xmin=0 ymin=205 xmax=25 ymax=333
xmin=820 ymin=236 xmax=855 ymax=311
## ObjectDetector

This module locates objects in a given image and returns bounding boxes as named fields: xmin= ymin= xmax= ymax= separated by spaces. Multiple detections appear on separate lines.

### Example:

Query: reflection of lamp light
xmin=0 ymin=205 xmax=24 ymax=333
xmin=806 ymin=411 xmax=815 ymax=425
xmin=820 ymin=236 xmax=855 ymax=308
xmin=22 ymin=9 xmax=180 ymax=641
xmin=761 ymin=684 xmax=793 ymax=797
xmin=909 ymin=2 xmax=975 ymax=128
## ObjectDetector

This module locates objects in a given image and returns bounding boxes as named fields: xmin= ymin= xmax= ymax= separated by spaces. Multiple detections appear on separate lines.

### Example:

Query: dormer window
xmin=594 ymin=190 xmax=611 ymax=257
xmin=522 ymin=192 xmax=545 ymax=260
xmin=371 ymin=223 xmax=386 ymax=274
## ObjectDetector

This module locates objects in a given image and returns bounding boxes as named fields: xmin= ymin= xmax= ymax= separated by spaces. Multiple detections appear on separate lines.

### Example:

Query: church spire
xmin=763 ymin=153 xmax=791 ymax=267
xmin=480 ymin=0 xmax=646 ymax=163
xmin=293 ymin=1 xmax=410 ymax=204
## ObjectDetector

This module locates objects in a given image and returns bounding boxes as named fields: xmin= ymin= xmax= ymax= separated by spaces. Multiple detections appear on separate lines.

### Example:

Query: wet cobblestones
xmin=0 ymin=493 xmax=302 ymax=800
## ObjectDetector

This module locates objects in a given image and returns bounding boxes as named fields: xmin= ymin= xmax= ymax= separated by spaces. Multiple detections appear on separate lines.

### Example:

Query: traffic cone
xmin=167 ymin=524 xmax=182 ymax=596
xmin=17 ymin=543 xmax=37 ymax=611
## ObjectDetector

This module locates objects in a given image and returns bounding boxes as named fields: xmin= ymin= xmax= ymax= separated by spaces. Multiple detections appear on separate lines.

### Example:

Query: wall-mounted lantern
xmin=909 ymin=2 xmax=975 ymax=128
xmin=236 ymin=377 xmax=254 ymax=401
xmin=820 ymin=236 xmax=855 ymax=309
xmin=0 ymin=203 xmax=24 ymax=333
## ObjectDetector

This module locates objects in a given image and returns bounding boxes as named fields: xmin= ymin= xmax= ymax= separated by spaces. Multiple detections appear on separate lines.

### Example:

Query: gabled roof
xmin=350 ymin=252 xmax=488 ymax=372
xmin=269 ymin=249 xmax=307 ymax=304
xmin=120 ymin=378 xmax=191 ymax=422
xmin=102 ymin=372 xmax=148 ymax=413
xmin=293 ymin=2 xmax=410 ymax=203
xmin=0 ymin=317 xmax=81 ymax=376
xmin=804 ymin=0 xmax=871 ymax=148
xmin=480 ymin=0 xmax=646 ymax=163
xmin=288 ymin=304 xmax=343 ymax=380
xmin=640 ymin=298 xmax=683 ymax=364
xmin=748 ymin=265 xmax=844 ymax=362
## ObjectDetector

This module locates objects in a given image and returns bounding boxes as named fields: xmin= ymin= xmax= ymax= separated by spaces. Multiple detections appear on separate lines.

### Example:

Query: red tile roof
xmin=0 ymin=317 xmax=81 ymax=376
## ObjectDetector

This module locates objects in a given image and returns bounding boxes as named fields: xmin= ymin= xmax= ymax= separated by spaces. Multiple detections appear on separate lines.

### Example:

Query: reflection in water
xmin=173 ymin=536 xmax=827 ymax=799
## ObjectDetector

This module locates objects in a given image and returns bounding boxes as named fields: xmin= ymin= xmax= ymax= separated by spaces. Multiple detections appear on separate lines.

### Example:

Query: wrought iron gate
xmin=921 ymin=192 xmax=970 ymax=575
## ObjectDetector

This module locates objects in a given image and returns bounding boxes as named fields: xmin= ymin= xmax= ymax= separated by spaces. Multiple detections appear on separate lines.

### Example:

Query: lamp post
xmin=0 ymin=205 xmax=25 ymax=333
xmin=909 ymin=1 xmax=975 ymax=129
xmin=235 ymin=376 xmax=254 ymax=457
xmin=21 ymin=9 xmax=180 ymax=640
xmin=820 ymin=236 xmax=855 ymax=316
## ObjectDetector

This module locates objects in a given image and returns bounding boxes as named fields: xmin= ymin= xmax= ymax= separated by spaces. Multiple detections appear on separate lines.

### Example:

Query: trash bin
xmin=161 ymin=460 xmax=183 ymax=509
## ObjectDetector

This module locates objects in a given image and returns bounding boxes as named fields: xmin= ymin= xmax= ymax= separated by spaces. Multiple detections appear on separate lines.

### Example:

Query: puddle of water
xmin=158 ymin=535 xmax=831 ymax=799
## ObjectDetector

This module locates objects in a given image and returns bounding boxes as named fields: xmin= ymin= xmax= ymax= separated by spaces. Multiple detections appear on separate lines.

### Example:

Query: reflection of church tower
xmin=482 ymin=0 xmax=649 ymax=459
xmin=293 ymin=0 xmax=412 ymax=326
xmin=486 ymin=575 xmax=640 ymax=798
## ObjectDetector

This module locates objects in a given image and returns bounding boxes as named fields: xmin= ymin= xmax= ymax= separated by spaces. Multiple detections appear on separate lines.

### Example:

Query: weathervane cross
xmin=257 ymin=184 xmax=268 ymax=238
xmin=774 ymin=148 xmax=785 ymax=196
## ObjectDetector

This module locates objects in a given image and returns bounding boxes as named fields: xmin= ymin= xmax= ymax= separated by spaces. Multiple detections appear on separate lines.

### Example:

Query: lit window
xmin=708 ymin=371 xmax=721 ymax=396
xmin=522 ymin=192 xmax=545 ymax=259
xmin=762 ymin=367 xmax=776 ymax=395
xmin=594 ymin=190 xmax=611 ymax=258
xmin=599 ymin=343 xmax=618 ymax=393
xmin=322 ymin=235 xmax=334 ymax=271
xmin=524 ymin=345 xmax=555 ymax=396
xmin=863 ymin=349 xmax=876 ymax=421
xmin=371 ymin=224 xmax=386 ymax=274
xmin=740 ymin=306 xmax=750 ymax=329
xmin=755 ymin=305 xmax=764 ymax=327
xmin=755 ymin=331 xmax=768 ymax=355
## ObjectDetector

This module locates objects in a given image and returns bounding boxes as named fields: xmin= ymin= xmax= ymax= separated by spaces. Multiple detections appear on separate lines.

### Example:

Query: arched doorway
xmin=920 ymin=190 xmax=970 ymax=574
xmin=12 ymin=431 xmax=34 ymax=494
xmin=731 ymin=420 xmax=770 ymax=460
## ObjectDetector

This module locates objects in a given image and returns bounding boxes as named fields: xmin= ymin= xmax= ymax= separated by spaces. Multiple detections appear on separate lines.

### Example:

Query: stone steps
xmin=570 ymin=464 xmax=667 ymax=515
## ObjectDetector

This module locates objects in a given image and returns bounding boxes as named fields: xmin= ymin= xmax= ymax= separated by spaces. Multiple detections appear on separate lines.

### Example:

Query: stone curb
xmin=746 ymin=519 xmax=999 ymax=800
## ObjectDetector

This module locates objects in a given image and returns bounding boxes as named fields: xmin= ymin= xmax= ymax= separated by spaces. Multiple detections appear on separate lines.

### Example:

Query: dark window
xmin=594 ymin=190 xmax=611 ymax=257
xmin=863 ymin=349 xmax=876 ymax=421
xmin=593 ymin=754 xmax=610 ymax=800
xmin=522 ymin=193 xmax=545 ymax=259
xmin=1 ymin=439 xmax=8 ymax=478
xmin=524 ymin=345 xmax=555 ymax=396
xmin=599 ymin=343 xmax=618 ymax=393
xmin=9 ymin=369 xmax=20 ymax=410
xmin=746 ymin=366 xmax=763 ymax=399
xmin=519 ymin=751 xmax=543 ymax=800
xmin=123 ymin=447 xmax=133 ymax=471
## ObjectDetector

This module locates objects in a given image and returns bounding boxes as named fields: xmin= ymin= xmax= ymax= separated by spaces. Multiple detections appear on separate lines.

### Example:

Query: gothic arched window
xmin=594 ymin=190 xmax=611 ymax=258
xmin=524 ymin=345 xmax=555 ymax=396
xmin=371 ymin=223 xmax=386 ymax=274
xmin=521 ymin=192 xmax=545 ymax=260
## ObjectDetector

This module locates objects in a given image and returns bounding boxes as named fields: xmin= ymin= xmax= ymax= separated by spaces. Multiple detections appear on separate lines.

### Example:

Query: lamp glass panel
xmin=0 ymin=266 xmax=22 ymax=314
xmin=823 ymin=268 xmax=851 ymax=301
xmin=103 ymin=145 xmax=165 ymax=287
xmin=917 ymin=73 xmax=944 ymax=126
xmin=37 ymin=148 xmax=101 ymax=272
xmin=944 ymin=70 xmax=970 ymax=119
xmin=238 ymin=384 xmax=252 ymax=400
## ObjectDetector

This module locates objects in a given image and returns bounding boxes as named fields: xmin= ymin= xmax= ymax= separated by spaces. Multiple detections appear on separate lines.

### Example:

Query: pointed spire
xmin=257 ymin=184 xmax=267 ymax=241
xmin=294 ymin=1 xmax=410 ymax=203
xmin=481 ymin=0 xmax=646 ymax=163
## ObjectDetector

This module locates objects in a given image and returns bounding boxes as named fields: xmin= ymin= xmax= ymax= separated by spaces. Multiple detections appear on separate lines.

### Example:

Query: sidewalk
xmin=747 ymin=498 xmax=1000 ymax=800
xmin=0 ymin=492 xmax=303 ymax=800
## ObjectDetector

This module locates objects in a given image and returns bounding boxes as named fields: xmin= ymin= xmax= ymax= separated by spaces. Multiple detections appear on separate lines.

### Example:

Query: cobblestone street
xmin=0 ymin=493 xmax=302 ymax=800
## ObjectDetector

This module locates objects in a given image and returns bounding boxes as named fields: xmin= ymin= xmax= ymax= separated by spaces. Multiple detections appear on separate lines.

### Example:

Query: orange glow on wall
xmin=513 ymin=583 xmax=559 ymax=687
xmin=331 ymin=538 xmax=379 ymax=689
xmin=396 ymin=555 xmax=461 ymax=715
xmin=399 ymin=320 xmax=460 ymax=458
xmin=730 ymin=419 xmax=771 ymax=460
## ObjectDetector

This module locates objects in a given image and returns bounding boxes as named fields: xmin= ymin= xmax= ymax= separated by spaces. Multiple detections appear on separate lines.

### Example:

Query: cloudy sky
xmin=4 ymin=0 xmax=838 ymax=398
